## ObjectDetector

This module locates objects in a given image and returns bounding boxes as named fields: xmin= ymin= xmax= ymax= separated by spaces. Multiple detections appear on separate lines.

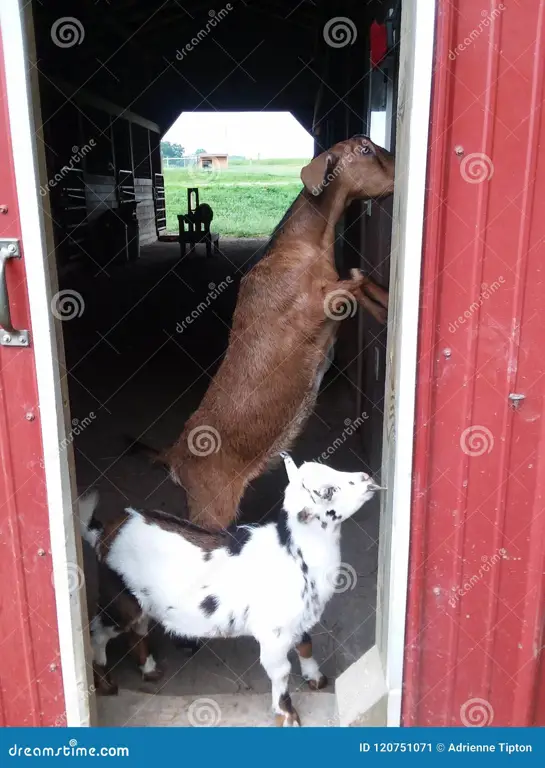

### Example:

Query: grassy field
xmin=164 ymin=158 xmax=309 ymax=237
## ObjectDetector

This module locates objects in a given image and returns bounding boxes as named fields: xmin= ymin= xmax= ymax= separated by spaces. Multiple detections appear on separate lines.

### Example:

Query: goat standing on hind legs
xmin=162 ymin=135 xmax=394 ymax=530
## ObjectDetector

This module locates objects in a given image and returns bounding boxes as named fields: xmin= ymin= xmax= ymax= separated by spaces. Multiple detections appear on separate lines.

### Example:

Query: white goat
xmin=80 ymin=454 xmax=381 ymax=726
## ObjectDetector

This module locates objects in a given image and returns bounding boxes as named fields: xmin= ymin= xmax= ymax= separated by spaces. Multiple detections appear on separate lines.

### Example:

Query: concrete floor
xmin=61 ymin=239 xmax=380 ymax=722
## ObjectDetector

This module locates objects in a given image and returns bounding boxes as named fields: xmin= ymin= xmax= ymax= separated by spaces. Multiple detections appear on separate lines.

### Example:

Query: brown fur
xmin=163 ymin=136 xmax=395 ymax=530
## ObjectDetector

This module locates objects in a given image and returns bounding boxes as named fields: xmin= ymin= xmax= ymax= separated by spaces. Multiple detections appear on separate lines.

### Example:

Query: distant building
xmin=196 ymin=153 xmax=229 ymax=170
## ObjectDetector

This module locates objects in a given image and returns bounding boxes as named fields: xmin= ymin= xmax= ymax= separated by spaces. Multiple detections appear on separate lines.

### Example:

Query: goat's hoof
xmin=95 ymin=676 xmax=118 ymax=696
xmin=141 ymin=662 xmax=164 ymax=682
xmin=275 ymin=710 xmax=301 ymax=727
xmin=142 ymin=668 xmax=163 ymax=682
xmin=307 ymin=674 xmax=328 ymax=691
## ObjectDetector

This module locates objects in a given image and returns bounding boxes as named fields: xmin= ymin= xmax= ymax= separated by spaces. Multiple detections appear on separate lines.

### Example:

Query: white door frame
xmin=0 ymin=0 xmax=94 ymax=727
xmin=2 ymin=0 xmax=435 ymax=728
xmin=335 ymin=0 xmax=436 ymax=726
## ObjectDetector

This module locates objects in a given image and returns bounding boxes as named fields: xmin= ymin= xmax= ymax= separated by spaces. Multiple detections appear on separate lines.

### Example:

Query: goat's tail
xmin=78 ymin=490 xmax=101 ymax=550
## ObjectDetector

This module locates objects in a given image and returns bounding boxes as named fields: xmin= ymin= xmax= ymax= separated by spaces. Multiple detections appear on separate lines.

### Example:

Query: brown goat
xmin=162 ymin=135 xmax=394 ymax=529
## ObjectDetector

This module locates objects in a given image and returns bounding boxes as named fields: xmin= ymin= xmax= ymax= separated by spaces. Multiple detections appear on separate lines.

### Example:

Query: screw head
xmin=37 ymin=548 xmax=46 ymax=557
xmin=0 ymin=205 xmax=8 ymax=214
xmin=7 ymin=243 xmax=17 ymax=255
xmin=454 ymin=145 xmax=464 ymax=156
xmin=3 ymin=334 xmax=11 ymax=344
xmin=25 ymin=411 xmax=35 ymax=421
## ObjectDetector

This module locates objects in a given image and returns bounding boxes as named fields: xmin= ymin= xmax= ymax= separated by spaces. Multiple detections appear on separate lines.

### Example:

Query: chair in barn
xmin=177 ymin=188 xmax=220 ymax=258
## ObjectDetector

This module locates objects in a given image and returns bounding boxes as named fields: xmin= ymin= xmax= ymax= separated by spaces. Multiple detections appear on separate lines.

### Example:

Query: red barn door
xmin=0 ymin=1 xmax=92 ymax=726
xmin=404 ymin=0 xmax=545 ymax=727
xmin=0 ymin=36 xmax=66 ymax=727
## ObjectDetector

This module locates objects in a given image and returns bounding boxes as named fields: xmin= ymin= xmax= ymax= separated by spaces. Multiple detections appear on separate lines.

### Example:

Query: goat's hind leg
xmin=90 ymin=615 xmax=120 ymax=695
xmin=295 ymin=632 xmax=328 ymax=691
xmin=259 ymin=638 xmax=300 ymax=727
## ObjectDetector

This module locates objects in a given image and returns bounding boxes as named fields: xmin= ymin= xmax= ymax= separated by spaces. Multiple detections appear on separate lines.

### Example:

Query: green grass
xmin=164 ymin=159 xmax=309 ymax=237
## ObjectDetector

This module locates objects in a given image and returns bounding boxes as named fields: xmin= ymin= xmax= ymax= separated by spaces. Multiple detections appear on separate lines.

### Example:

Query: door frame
xmin=335 ymin=0 xmax=436 ymax=726
xmin=1 ymin=0 xmax=94 ymax=726
xmin=2 ymin=0 xmax=435 ymax=727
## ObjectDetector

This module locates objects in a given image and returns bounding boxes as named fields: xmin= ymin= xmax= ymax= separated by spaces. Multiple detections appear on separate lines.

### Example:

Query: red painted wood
xmin=0 ymin=33 xmax=65 ymax=725
xmin=403 ymin=0 xmax=545 ymax=727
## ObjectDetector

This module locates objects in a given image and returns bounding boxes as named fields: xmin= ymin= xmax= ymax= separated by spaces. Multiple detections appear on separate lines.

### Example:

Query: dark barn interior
xmin=32 ymin=0 xmax=400 ymax=725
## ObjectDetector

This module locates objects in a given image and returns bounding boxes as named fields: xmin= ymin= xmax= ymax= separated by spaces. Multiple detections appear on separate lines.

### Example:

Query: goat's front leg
xmin=355 ymin=270 xmax=389 ymax=310
xmin=349 ymin=269 xmax=388 ymax=324
xmin=259 ymin=639 xmax=300 ymax=727
xmin=323 ymin=272 xmax=387 ymax=325
xmin=295 ymin=632 xmax=328 ymax=691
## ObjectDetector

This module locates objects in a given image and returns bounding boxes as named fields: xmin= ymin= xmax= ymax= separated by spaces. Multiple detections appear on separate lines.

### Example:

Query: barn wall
xmin=85 ymin=175 xmax=156 ymax=246
xmin=403 ymin=0 xmax=545 ymax=727
xmin=39 ymin=82 xmax=162 ymax=265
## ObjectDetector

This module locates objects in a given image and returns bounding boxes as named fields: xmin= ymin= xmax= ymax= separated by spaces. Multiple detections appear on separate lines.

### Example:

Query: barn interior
xmin=32 ymin=0 xmax=400 ymax=726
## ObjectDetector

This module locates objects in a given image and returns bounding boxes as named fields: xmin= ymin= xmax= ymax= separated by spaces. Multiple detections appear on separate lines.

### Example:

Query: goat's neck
xmin=281 ymin=185 xmax=350 ymax=255
xmin=289 ymin=515 xmax=342 ymax=573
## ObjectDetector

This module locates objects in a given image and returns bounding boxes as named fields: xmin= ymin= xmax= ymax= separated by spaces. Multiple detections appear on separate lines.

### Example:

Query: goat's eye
xmin=318 ymin=486 xmax=336 ymax=501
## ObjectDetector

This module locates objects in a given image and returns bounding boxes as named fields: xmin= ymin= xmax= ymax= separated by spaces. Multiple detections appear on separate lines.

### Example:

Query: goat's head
xmin=280 ymin=452 xmax=383 ymax=528
xmin=300 ymin=135 xmax=394 ymax=202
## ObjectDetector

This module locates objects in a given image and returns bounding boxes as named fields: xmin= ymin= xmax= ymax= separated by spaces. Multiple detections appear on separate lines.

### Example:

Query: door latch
xmin=0 ymin=239 xmax=30 ymax=347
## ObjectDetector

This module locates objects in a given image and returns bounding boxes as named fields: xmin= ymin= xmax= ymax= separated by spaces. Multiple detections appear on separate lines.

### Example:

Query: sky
xmin=162 ymin=111 xmax=314 ymax=159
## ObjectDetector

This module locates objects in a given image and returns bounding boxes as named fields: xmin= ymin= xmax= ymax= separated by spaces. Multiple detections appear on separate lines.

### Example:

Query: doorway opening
xmin=161 ymin=111 xmax=313 ymax=240
xmin=22 ymin=0 xmax=426 ymax=727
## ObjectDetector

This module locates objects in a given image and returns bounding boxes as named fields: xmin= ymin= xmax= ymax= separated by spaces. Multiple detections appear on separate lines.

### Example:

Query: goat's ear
xmin=280 ymin=451 xmax=299 ymax=484
xmin=300 ymin=152 xmax=334 ymax=196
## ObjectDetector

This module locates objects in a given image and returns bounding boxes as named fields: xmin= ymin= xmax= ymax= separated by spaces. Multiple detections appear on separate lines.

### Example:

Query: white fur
xmin=83 ymin=459 xmax=379 ymax=723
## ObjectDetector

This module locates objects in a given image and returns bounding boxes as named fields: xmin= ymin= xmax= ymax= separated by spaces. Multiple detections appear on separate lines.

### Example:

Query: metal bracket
xmin=508 ymin=393 xmax=525 ymax=409
xmin=0 ymin=239 xmax=30 ymax=347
